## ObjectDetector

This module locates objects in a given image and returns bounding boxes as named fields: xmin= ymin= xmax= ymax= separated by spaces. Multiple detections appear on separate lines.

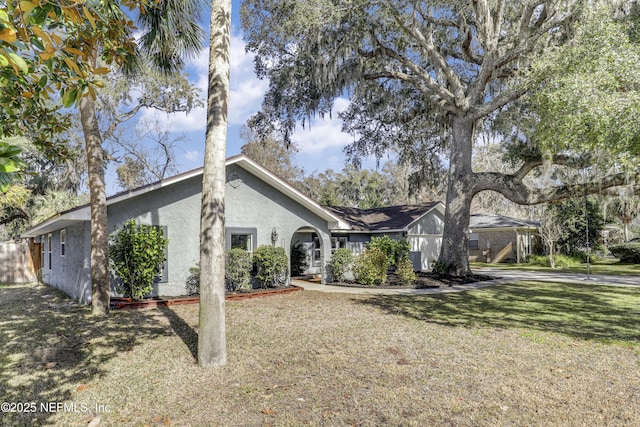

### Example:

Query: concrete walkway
xmin=293 ymin=268 xmax=640 ymax=295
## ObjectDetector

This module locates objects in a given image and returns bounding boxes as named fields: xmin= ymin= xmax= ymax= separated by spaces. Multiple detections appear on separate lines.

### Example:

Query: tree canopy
xmin=243 ymin=0 xmax=640 ymax=275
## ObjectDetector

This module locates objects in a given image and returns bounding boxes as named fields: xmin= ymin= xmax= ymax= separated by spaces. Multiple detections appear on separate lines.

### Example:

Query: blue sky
xmin=105 ymin=0 xmax=370 ymax=194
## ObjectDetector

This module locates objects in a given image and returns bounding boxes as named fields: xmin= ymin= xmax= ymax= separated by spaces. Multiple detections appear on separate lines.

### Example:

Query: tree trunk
xmin=80 ymin=82 xmax=110 ymax=316
xmin=437 ymin=115 xmax=475 ymax=276
xmin=548 ymin=242 xmax=555 ymax=269
xmin=624 ymin=220 xmax=630 ymax=242
xmin=198 ymin=0 xmax=231 ymax=367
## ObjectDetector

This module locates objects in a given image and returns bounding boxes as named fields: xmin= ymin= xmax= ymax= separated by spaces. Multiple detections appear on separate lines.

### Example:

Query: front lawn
xmin=473 ymin=259 xmax=640 ymax=276
xmin=1 ymin=281 xmax=639 ymax=426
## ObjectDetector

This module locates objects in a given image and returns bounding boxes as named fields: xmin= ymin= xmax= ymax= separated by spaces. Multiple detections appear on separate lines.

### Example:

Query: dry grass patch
xmin=1 ymin=282 xmax=640 ymax=426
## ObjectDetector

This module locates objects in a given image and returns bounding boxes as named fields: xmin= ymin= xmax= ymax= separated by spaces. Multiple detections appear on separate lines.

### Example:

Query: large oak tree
xmin=242 ymin=0 xmax=640 ymax=275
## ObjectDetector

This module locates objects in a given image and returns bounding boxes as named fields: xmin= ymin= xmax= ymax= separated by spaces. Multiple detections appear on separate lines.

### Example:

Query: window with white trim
xmin=60 ymin=229 xmax=66 ymax=256
xmin=226 ymin=228 xmax=257 ymax=254
xmin=47 ymin=233 xmax=52 ymax=269
xmin=312 ymin=233 xmax=321 ymax=266
xmin=331 ymin=236 xmax=348 ymax=252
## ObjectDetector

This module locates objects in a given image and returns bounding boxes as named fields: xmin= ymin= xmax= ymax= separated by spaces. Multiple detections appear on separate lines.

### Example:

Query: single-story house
xmin=468 ymin=213 xmax=540 ymax=263
xmin=22 ymin=155 xmax=351 ymax=303
xmin=21 ymin=154 xmax=448 ymax=304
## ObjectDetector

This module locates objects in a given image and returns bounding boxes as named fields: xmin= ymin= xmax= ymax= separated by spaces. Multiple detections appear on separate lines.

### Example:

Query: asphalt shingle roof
xmin=469 ymin=213 xmax=539 ymax=229
xmin=325 ymin=202 xmax=442 ymax=231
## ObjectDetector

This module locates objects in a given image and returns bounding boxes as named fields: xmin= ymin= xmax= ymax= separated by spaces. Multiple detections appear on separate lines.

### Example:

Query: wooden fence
xmin=0 ymin=240 xmax=40 ymax=284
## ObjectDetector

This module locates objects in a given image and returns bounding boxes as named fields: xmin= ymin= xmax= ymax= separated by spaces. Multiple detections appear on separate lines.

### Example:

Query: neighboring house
xmin=324 ymin=202 xmax=445 ymax=271
xmin=468 ymin=213 xmax=540 ymax=263
xmin=22 ymin=155 xmax=349 ymax=303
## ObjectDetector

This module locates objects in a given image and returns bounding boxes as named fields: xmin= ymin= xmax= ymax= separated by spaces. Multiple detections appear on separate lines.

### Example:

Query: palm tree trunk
xmin=198 ymin=0 xmax=231 ymax=367
xmin=80 ymin=66 xmax=110 ymax=315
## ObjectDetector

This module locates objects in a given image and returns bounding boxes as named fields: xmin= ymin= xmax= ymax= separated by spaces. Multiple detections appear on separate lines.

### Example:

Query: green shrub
xmin=109 ymin=219 xmax=168 ymax=301
xmin=527 ymin=254 xmax=581 ymax=267
xmin=185 ymin=264 xmax=200 ymax=295
xmin=527 ymin=255 xmax=549 ymax=266
xmin=226 ymin=249 xmax=253 ymax=292
xmin=253 ymin=245 xmax=289 ymax=288
xmin=367 ymin=235 xmax=410 ymax=266
xmin=290 ymin=242 xmax=308 ymax=276
xmin=609 ymin=243 xmax=640 ymax=264
xmin=395 ymin=258 xmax=416 ymax=286
xmin=354 ymin=247 xmax=389 ymax=286
xmin=431 ymin=259 xmax=456 ymax=275
xmin=329 ymin=248 xmax=354 ymax=282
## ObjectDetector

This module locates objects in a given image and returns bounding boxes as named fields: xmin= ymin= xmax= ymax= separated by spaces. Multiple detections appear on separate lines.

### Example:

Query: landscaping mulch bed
xmin=330 ymin=271 xmax=496 ymax=289
xmin=110 ymin=285 xmax=303 ymax=309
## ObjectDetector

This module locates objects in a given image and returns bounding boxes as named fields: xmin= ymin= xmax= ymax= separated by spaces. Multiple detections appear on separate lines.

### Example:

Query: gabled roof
xmin=22 ymin=155 xmax=348 ymax=237
xmin=469 ymin=213 xmax=539 ymax=231
xmin=326 ymin=202 xmax=444 ymax=232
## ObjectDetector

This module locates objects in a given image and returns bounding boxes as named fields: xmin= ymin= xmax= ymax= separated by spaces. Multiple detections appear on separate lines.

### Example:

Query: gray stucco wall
xmin=41 ymin=162 xmax=334 ymax=303
xmin=225 ymin=165 xmax=332 ymax=281
xmin=40 ymin=222 xmax=91 ymax=303
xmin=107 ymin=175 xmax=202 ymax=297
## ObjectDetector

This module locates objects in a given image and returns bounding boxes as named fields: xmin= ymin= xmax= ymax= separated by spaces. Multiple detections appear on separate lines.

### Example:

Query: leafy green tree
xmin=242 ymin=1 xmax=640 ymax=276
xmin=75 ymin=1 xmax=203 ymax=316
xmin=240 ymin=127 xmax=304 ymax=185
xmin=0 ymin=143 xmax=24 ymax=192
xmin=551 ymin=198 xmax=605 ymax=256
xmin=109 ymin=220 xmax=169 ymax=301
xmin=610 ymin=192 xmax=640 ymax=241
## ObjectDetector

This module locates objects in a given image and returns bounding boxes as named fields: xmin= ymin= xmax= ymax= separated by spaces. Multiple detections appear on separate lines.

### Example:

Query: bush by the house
xmin=354 ymin=247 xmax=389 ymax=286
xmin=225 ymin=248 xmax=253 ymax=292
xmin=185 ymin=264 xmax=200 ymax=295
xmin=253 ymin=245 xmax=289 ymax=288
xmin=367 ymin=234 xmax=410 ymax=266
xmin=395 ymin=258 xmax=416 ymax=285
xmin=109 ymin=219 xmax=168 ymax=301
xmin=329 ymin=248 xmax=354 ymax=282
xmin=609 ymin=243 xmax=640 ymax=264
xmin=290 ymin=242 xmax=308 ymax=276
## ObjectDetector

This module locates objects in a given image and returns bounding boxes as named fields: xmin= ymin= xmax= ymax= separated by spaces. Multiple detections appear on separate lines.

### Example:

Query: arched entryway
xmin=290 ymin=226 xmax=328 ymax=283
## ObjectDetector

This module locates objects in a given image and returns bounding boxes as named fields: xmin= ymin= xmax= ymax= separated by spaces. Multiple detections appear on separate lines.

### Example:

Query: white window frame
xmin=60 ymin=229 xmax=66 ymax=257
xmin=47 ymin=233 xmax=52 ymax=270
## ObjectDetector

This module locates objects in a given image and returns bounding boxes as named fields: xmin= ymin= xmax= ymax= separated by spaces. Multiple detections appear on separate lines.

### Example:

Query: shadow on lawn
xmin=158 ymin=305 xmax=198 ymax=360
xmin=358 ymin=282 xmax=640 ymax=344
xmin=0 ymin=283 xmax=168 ymax=426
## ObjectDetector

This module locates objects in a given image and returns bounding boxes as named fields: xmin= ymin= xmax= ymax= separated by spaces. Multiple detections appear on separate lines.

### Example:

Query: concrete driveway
xmin=293 ymin=267 xmax=640 ymax=295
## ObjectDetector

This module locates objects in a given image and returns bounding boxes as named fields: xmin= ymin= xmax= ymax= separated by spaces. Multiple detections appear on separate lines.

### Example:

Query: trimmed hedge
xmin=253 ymin=245 xmax=289 ymax=288
xmin=354 ymin=247 xmax=389 ymax=286
xmin=226 ymin=249 xmax=253 ymax=292
xmin=367 ymin=234 xmax=410 ymax=266
xmin=329 ymin=248 xmax=354 ymax=282
xmin=395 ymin=258 xmax=416 ymax=286
xmin=609 ymin=243 xmax=640 ymax=264
xmin=109 ymin=220 xmax=168 ymax=301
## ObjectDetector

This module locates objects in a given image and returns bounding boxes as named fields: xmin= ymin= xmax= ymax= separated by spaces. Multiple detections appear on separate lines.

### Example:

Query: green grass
xmin=361 ymin=281 xmax=640 ymax=346
xmin=3 ymin=281 xmax=640 ymax=426
xmin=472 ymin=259 xmax=640 ymax=276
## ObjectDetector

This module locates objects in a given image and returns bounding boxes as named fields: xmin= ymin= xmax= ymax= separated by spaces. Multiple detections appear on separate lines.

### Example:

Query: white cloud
xmin=184 ymin=150 xmax=200 ymax=161
xmin=138 ymin=30 xmax=267 ymax=132
xmin=290 ymin=97 xmax=353 ymax=153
